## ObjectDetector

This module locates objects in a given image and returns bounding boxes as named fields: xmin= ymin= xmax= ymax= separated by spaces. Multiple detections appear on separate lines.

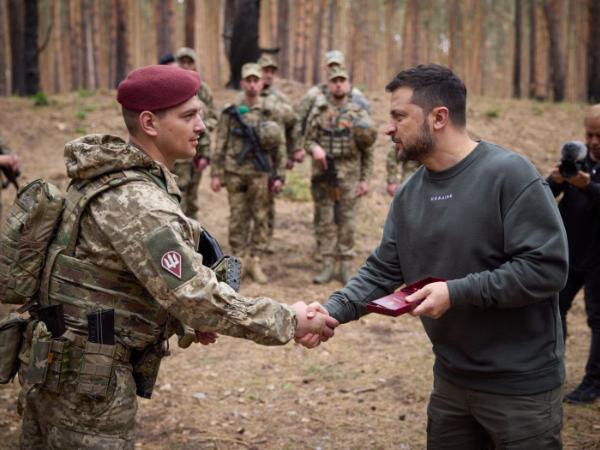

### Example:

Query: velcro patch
xmin=145 ymin=226 xmax=196 ymax=290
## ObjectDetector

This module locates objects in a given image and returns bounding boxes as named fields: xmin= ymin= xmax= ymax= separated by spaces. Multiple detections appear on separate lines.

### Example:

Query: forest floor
xmin=0 ymin=82 xmax=599 ymax=449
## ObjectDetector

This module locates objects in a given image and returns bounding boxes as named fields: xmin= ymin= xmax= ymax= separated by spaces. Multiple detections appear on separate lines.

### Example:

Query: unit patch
xmin=161 ymin=251 xmax=182 ymax=279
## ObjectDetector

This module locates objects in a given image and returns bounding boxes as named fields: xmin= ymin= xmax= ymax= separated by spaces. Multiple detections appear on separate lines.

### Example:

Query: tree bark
xmin=513 ymin=0 xmax=522 ymax=98
xmin=185 ymin=0 xmax=195 ymax=48
xmin=528 ymin=0 xmax=537 ymax=98
xmin=277 ymin=0 xmax=289 ymax=78
xmin=0 ymin=0 xmax=10 ymax=95
xmin=543 ymin=0 xmax=566 ymax=101
xmin=8 ymin=0 xmax=25 ymax=95
xmin=115 ymin=0 xmax=127 ymax=86
xmin=588 ymin=0 xmax=600 ymax=102
xmin=224 ymin=0 xmax=260 ymax=88
xmin=156 ymin=0 xmax=174 ymax=59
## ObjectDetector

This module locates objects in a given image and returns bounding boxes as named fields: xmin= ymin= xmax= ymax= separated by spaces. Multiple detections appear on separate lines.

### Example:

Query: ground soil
xmin=0 ymin=83 xmax=598 ymax=449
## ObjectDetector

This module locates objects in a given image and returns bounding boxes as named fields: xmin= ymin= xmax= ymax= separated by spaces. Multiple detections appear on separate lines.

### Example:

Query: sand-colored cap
xmin=242 ymin=63 xmax=262 ymax=79
xmin=325 ymin=50 xmax=345 ymax=66
xmin=328 ymin=66 xmax=348 ymax=81
xmin=258 ymin=54 xmax=278 ymax=69
xmin=175 ymin=47 xmax=197 ymax=62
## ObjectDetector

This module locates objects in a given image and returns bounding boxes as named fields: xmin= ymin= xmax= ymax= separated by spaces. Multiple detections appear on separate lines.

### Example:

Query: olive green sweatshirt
xmin=325 ymin=141 xmax=568 ymax=395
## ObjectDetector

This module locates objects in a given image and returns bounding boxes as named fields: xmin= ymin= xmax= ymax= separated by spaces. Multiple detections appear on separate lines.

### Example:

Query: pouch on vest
xmin=25 ymin=321 xmax=53 ymax=385
xmin=131 ymin=340 xmax=168 ymax=399
xmin=0 ymin=179 xmax=64 ymax=305
xmin=0 ymin=313 xmax=27 ymax=383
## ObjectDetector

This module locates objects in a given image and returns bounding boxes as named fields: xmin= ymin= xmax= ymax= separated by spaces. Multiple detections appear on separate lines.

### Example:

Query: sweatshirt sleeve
xmin=324 ymin=198 xmax=405 ymax=323
xmin=447 ymin=178 xmax=568 ymax=309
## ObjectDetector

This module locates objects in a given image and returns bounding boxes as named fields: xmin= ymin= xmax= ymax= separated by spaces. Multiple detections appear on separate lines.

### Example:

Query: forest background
xmin=1 ymin=0 xmax=600 ymax=103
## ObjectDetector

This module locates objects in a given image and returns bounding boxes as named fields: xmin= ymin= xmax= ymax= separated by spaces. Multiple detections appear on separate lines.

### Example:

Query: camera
xmin=559 ymin=141 xmax=587 ymax=178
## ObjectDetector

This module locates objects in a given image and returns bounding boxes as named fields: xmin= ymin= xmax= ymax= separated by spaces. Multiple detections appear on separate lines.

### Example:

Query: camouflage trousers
xmin=18 ymin=366 xmax=137 ymax=449
xmin=172 ymin=159 xmax=203 ymax=219
xmin=311 ymin=177 xmax=358 ymax=259
xmin=267 ymin=191 xmax=275 ymax=240
xmin=225 ymin=172 xmax=270 ymax=256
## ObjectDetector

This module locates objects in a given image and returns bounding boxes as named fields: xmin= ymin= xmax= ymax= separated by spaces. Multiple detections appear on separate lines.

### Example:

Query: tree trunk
xmin=225 ymin=0 xmax=260 ymax=89
xmin=0 ymin=0 xmax=9 ymax=95
xmin=513 ymin=0 xmax=522 ymax=98
xmin=277 ymin=0 xmax=289 ymax=78
xmin=588 ymin=0 xmax=600 ymax=102
xmin=312 ymin=0 xmax=326 ymax=84
xmin=528 ymin=0 xmax=536 ymax=98
xmin=156 ymin=0 xmax=174 ymax=60
xmin=543 ymin=0 xmax=565 ymax=101
xmin=185 ymin=0 xmax=195 ymax=48
xmin=8 ymin=0 xmax=25 ymax=95
xmin=115 ymin=0 xmax=127 ymax=86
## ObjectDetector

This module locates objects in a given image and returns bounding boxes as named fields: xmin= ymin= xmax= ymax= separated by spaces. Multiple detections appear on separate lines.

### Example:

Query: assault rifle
xmin=224 ymin=105 xmax=275 ymax=180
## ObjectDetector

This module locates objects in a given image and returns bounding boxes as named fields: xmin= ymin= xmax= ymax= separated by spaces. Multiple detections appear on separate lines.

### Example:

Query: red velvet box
xmin=366 ymin=277 xmax=446 ymax=317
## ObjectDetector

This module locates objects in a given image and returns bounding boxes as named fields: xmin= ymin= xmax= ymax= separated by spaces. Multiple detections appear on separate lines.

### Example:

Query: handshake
xmin=291 ymin=301 xmax=338 ymax=349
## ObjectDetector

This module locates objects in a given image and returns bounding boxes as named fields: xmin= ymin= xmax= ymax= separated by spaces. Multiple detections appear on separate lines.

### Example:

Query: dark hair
xmin=159 ymin=52 xmax=175 ymax=65
xmin=385 ymin=64 xmax=467 ymax=127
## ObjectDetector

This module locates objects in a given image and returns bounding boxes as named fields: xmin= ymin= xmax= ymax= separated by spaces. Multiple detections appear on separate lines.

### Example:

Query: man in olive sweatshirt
xmin=303 ymin=65 xmax=569 ymax=449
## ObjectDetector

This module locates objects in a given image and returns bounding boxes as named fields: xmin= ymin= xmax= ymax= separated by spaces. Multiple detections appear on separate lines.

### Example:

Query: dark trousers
xmin=559 ymin=266 xmax=600 ymax=385
xmin=427 ymin=376 xmax=563 ymax=450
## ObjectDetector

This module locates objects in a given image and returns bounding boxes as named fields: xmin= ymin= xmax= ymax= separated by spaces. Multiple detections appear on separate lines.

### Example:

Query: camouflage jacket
xmin=296 ymin=84 xmax=370 ymax=149
xmin=197 ymin=83 xmax=218 ymax=132
xmin=53 ymin=134 xmax=296 ymax=347
xmin=305 ymin=99 xmax=375 ymax=182
xmin=261 ymin=85 xmax=299 ymax=157
xmin=385 ymin=143 xmax=421 ymax=184
xmin=211 ymin=97 xmax=286 ymax=180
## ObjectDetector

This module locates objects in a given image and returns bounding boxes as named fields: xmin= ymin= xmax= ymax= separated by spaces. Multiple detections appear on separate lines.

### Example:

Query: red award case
xmin=366 ymin=277 xmax=446 ymax=317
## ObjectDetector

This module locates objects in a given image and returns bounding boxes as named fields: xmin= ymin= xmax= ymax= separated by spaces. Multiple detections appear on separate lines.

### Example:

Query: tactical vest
xmin=23 ymin=169 xmax=175 ymax=397
xmin=40 ymin=169 xmax=172 ymax=349
xmin=317 ymin=106 xmax=357 ymax=159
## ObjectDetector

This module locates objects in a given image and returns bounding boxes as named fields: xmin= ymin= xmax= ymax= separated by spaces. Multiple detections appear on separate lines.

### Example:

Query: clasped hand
xmin=292 ymin=301 xmax=338 ymax=348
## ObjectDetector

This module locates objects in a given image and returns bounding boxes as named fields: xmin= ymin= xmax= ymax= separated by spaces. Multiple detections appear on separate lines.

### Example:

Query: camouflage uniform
xmin=260 ymin=85 xmax=298 ymax=246
xmin=305 ymin=94 xmax=375 ymax=277
xmin=297 ymin=84 xmax=370 ymax=261
xmin=172 ymin=83 xmax=218 ymax=218
xmin=385 ymin=143 xmax=421 ymax=187
xmin=211 ymin=98 xmax=286 ymax=259
xmin=18 ymin=134 xmax=297 ymax=449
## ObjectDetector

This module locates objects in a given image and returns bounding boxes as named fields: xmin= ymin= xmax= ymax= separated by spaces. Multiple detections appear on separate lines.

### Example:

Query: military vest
xmin=40 ymin=169 xmax=174 ymax=350
xmin=316 ymin=104 xmax=358 ymax=159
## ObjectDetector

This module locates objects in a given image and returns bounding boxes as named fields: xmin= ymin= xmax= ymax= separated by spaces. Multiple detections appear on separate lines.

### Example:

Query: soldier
xmin=210 ymin=63 xmax=287 ymax=284
xmin=385 ymin=143 xmax=421 ymax=196
xmin=305 ymin=67 xmax=376 ymax=284
xmin=0 ymin=137 xmax=21 ymax=223
xmin=172 ymin=47 xmax=219 ymax=218
xmin=296 ymin=50 xmax=371 ymax=261
xmin=16 ymin=65 xmax=337 ymax=449
xmin=257 ymin=54 xmax=303 ymax=251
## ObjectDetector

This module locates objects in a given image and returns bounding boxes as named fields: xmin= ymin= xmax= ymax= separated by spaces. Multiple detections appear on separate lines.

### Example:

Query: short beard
xmin=333 ymin=92 xmax=346 ymax=101
xmin=398 ymin=121 xmax=434 ymax=162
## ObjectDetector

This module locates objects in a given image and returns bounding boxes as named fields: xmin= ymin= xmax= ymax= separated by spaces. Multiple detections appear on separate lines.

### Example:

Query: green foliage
xmin=78 ymin=89 xmax=93 ymax=98
xmin=75 ymin=110 xmax=87 ymax=120
xmin=484 ymin=107 xmax=501 ymax=119
xmin=532 ymin=105 xmax=545 ymax=117
xmin=32 ymin=91 xmax=49 ymax=107
xmin=282 ymin=170 xmax=311 ymax=202
xmin=82 ymin=104 xmax=97 ymax=113
xmin=75 ymin=126 xmax=87 ymax=134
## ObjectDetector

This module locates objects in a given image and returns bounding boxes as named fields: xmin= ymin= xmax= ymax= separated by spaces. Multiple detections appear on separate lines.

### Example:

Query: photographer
xmin=0 ymin=136 xmax=21 ymax=223
xmin=548 ymin=104 xmax=600 ymax=404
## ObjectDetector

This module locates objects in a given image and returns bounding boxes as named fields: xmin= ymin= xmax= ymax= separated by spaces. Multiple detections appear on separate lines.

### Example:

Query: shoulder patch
xmin=145 ymin=225 xmax=196 ymax=290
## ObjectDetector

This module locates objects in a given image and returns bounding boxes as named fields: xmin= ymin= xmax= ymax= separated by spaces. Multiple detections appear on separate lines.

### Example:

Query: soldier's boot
xmin=313 ymin=257 xmax=335 ymax=284
xmin=247 ymin=256 xmax=269 ymax=284
xmin=339 ymin=259 xmax=353 ymax=285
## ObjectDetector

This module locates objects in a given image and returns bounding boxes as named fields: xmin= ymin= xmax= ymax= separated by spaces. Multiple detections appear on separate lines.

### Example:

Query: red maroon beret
xmin=117 ymin=65 xmax=201 ymax=111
